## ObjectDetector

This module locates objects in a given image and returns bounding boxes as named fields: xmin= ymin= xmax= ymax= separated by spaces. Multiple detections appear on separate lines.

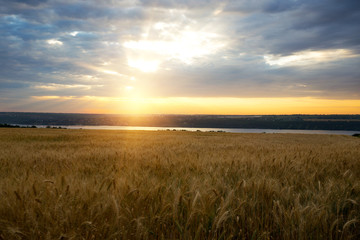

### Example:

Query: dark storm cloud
xmin=54 ymin=2 xmax=144 ymax=21
xmin=224 ymin=0 xmax=299 ymax=13
xmin=139 ymin=0 xmax=220 ymax=9
xmin=0 ymin=0 xmax=48 ymax=14
xmin=0 ymin=0 xmax=359 ymax=111
xmin=225 ymin=0 xmax=360 ymax=55
xmin=1 ymin=0 xmax=49 ymax=6
xmin=0 ymin=15 xmax=57 ymax=41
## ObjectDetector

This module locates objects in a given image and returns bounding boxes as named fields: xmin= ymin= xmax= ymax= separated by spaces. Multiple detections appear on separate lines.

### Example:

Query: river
xmin=29 ymin=125 xmax=359 ymax=135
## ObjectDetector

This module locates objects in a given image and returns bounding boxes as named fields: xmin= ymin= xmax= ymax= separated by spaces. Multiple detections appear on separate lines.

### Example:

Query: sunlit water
xmin=29 ymin=125 xmax=359 ymax=135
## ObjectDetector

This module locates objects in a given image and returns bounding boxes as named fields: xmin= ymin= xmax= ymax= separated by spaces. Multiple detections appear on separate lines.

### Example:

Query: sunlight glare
xmin=124 ymin=31 xmax=223 ymax=64
xmin=127 ymin=59 xmax=160 ymax=73
xmin=123 ymin=22 xmax=225 ymax=72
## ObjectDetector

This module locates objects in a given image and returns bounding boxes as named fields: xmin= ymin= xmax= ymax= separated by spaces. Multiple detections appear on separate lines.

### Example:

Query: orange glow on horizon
xmin=29 ymin=96 xmax=360 ymax=115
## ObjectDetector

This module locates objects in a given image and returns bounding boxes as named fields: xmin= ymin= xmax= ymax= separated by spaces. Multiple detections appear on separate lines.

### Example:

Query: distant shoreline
xmin=1 ymin=112 xmax=360 ymax=131
xmin=1 ymin=123 xmax=359 ymax=135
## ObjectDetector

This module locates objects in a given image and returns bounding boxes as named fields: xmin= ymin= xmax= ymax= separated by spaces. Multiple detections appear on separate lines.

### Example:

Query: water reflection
xmin=33 ymin=125 xmax=359 ymax=135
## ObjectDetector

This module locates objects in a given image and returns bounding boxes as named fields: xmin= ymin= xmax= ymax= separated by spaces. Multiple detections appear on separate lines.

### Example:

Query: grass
xmin=0 ymin=128 xmax=359 ymax=239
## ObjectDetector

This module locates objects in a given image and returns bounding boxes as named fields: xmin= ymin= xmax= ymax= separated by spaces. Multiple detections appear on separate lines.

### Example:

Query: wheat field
xmin=0 ymin=128 xmax=359 ymax=239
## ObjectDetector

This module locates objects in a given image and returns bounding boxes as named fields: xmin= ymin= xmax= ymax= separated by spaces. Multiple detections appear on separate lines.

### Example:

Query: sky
xmin=0 ymin=0 xmax=360 ymax=114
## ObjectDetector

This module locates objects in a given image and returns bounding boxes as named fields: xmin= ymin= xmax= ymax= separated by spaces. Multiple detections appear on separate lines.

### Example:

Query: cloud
xmin=224 ymin=0 xmax=300 ymax=14
xmin=53 ymin=2 xmax=145 ymax=21
xmin=264 ymin=49 xmax=359 ymax=67
xmin=0 ymin=0 xmax=359 ymax=113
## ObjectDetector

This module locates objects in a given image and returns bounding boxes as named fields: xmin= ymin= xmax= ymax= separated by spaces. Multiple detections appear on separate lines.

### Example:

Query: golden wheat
xmin=0 ymin=128 xmax=359 ymax=239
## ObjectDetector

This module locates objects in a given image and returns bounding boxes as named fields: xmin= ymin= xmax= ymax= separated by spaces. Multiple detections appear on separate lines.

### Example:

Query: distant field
xmin=0 ymin=129 xmax=359 ymax=239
